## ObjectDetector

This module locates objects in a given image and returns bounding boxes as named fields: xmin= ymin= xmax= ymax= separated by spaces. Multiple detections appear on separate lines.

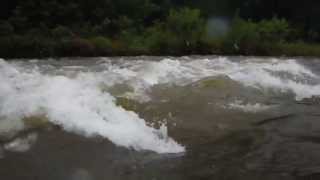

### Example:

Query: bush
xmin=26 ymin=26 xmax=50 ymax=38
xmin=58 ymin=38 xmax=95 ymax=56
xmin=0 ymin=37 xmax=14 ymax=57
xmin=119 ymin=31 xmax=149 ymax=55
xmin=0 ymin=21 xmax=14 ymax=36
xmin=89 ymin=36 xmax=112 ymax=55
xmin=225 ymin=17 xmax=261 ymax=54
xmin=110 ymin=40 xmax=127 ymax=55
xmin=142 ymin=8 xmax=206 ymax=55
xmin=223 ymin=17 xmax=291 ymax=55
xmin=51 ymin=26 xmax=74 ymax=39
xmin=0 ymin=36 xmax=57 ymax=58
xmin=166 ymin=8 xmax=205 ymax=50
xmin=257 ymin=17 xmax=290 ymax=43
xmin=116 ymin=16 xmax=134 ymax=30
xmin=277 ymin=42 xmax=320 ymax=57
xmin=144 ymin=23 xmax=182 ymax=54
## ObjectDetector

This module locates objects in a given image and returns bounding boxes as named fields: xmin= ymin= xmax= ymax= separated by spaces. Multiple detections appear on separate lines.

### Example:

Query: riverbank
xmin=1 ymin=35 xmax=320 ymax=59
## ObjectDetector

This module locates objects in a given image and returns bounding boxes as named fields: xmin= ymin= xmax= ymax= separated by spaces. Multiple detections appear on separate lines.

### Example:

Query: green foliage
xmin=257 ymin=17 xmax=290 ymax=43
xmin=224 ymin=16 xmax=291 ymax=55
xmin=117 ymin=16 xmax=134 ymax=30
xmin=51 ymin=26 xmax=73 ymax=39
xmin=225 ymin=17 xmax=261 ymax=54
xmin=26 ymin=24 xmax=50 ymax=38
xmin=0 ymin=0 xmax=319 ymax=57
xmin=89 ymin=36 xmax=112 ymax=55
xmin=141 ymin=8 xmax=206 ymax=55
xmin=0 ymin=21 xmax=14 ymax=36
xmin=8 ymin=16 xmax=28 ymax=33
xmin=56 ymin=38 xmax=95 ymax=57
xmin=277 ymin=42 xmax=320 ymax=57
xmin=0 ymin=36 xmax=57 ymax=58
xmin=144 ymin=23 xmax=181 ymax=54
xmin=0 ymin=37 xmax=14 ymax=57
xmin=118 ymin=31 xmax=148 ymax=55
xmin=166 ymin=8 xmax=205 ymax=49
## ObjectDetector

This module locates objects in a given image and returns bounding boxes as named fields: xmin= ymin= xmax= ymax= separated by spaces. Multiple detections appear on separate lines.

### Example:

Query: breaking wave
xmin=100 ymin=57 xmax=320 ymax=101
xmin=0 ymin=59 xmax=184 ymax=154
xmin=0 ymin=56 xmax=319 ymax=153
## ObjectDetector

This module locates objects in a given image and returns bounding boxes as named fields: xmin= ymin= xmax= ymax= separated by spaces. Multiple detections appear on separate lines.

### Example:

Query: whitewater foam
xmin=227 ymin=100 xmax=272 ymax=113
xmin=91 ymin=57 xmax=320 ymax=101
xmin=0 ymin=57 xmax=319 ymax=153
xmin=0 ymin=59 xmax=184 ymax=153
xmin=4 ymin=133 xmax=38 ymax=153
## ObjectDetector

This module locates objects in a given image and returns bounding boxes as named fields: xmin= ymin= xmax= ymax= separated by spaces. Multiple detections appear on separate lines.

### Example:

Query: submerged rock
xmin=102 ymin=83 xmax=134 ymax=96
xmin=198 ymin=77 xmax=230 ymax=89
xmin=193 ymin=76 xmax=236 ymax=89
xmin=23 ymin=116 xmax=50 ymax=129
xmin=116 ymin=97 xmax=142 ymax=112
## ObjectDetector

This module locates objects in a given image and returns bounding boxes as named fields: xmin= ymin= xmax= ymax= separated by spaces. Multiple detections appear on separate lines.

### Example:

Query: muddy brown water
xmin=1 ymin=56 xmax=320 ymax=180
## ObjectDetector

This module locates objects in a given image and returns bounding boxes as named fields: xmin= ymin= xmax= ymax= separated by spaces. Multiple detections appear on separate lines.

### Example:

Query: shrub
xmin=116 ymin=16 xmax=134 ymax=30
xmin=59 ymin=38 xmax=95 ymax=56
xmin=51 ymin=26 xmax=73 ymax=39
xmin=119 ymin=31 xmax=149 ymax=55
xmin=224 ymin=17 xmax=291 ymax=55
xmin=29 ymin=38 xmax=57 ymax=57
xmin=257 ymin=17 xmax=290 ymax=43
xmin=225 ymin=17 xmax=261 ymax=54
xmin=26 ymin=26 xmax=50 ymax=38
xmin=110 ymin=40 xmax=127 ymax=55
xmin=165 ymin=8 xmax=205 ymax=50
xmin=142 ymin=8 xmax=206 ymax=55
xmin=144 ymin=23 xmax=182 ymax=54
xmin=0 ymin=21 xmax=14 ymax=36
xmin=0 ymin=37 xmax=14 ymax=57
xmin=277 ymin=42 xmax=320 ymax=57
xmin=0 ymin=36 xmax=57 ymax=58
xmin=89 ymin=36 xmax=112 ymax=55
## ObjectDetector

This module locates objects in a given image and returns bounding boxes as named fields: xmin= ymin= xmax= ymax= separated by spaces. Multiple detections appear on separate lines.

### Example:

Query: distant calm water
xmin=1 ymin=56 xmax=320 ymax=180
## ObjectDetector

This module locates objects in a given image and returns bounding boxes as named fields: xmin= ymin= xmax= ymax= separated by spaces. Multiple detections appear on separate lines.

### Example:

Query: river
xmin=0 ymin=56 xmax=320 ymax=179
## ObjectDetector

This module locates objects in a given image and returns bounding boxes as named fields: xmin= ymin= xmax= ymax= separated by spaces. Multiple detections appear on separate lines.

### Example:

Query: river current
xmin=0 ymin=56 xmax=320 ymax=179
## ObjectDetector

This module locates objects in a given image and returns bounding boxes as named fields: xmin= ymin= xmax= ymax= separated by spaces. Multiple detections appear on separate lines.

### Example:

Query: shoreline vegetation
xmin=1 ymin=1 xmax=320 ymax=58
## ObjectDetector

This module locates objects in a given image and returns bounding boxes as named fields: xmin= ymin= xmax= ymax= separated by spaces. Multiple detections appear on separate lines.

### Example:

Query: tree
xmin=0 ymin=21 xmax=14 ymax=36
xmin=166 ymin=8 xmax=205 ymax=47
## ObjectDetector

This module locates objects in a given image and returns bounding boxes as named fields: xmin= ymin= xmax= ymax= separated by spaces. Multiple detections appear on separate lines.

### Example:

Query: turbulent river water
xmin=1 ymin=56 xmax=320 ymax=180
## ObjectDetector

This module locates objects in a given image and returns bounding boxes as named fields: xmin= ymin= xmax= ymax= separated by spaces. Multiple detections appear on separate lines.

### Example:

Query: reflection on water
xmin=0 ymin=56 xmax=320 ymax=180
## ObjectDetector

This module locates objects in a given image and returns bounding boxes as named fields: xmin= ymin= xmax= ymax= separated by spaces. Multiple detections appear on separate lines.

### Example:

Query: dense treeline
xmin=1 ymin=0 xmax=320 ymax=58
